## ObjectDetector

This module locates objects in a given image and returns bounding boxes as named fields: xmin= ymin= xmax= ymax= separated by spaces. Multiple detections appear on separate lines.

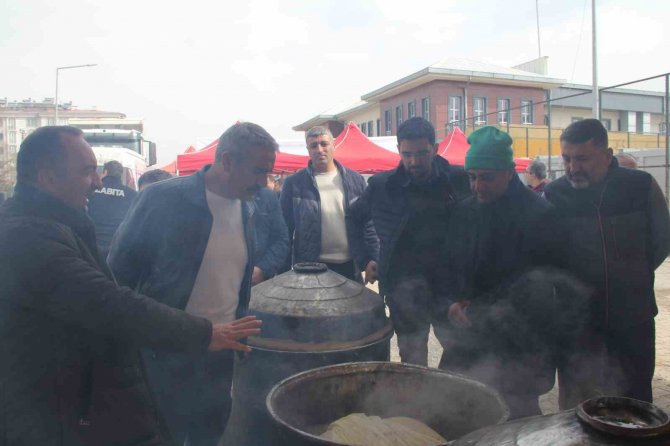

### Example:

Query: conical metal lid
xmin=247 ymin=263 xmax=392 ymax=351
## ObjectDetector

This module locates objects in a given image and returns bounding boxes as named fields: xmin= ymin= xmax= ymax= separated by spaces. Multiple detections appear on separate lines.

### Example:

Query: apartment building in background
xmin=0 ymin=98 xmax=125 ymax=161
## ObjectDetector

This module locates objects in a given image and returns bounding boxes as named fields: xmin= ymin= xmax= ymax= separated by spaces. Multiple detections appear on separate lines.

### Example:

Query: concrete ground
xmin=385 ymin=260 xmax=670 ymax=414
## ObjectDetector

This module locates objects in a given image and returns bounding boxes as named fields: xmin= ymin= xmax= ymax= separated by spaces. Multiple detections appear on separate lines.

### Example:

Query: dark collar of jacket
xmin=546 ymin=157 xmax=620 ymax=206
xmin=10 ymin=182 xmax=98 ymax=250
xmin=470 ymin=173 xmax=537 ymax=211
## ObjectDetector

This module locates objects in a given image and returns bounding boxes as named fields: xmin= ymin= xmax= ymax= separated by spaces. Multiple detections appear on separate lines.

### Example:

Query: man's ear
xmin=36 ymin=167 xmax=57 ymax=190
xmin=220 ymin=152 xmax=233 ymax=172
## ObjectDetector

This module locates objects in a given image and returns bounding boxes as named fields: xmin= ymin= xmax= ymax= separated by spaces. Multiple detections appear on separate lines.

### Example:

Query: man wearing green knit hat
xmin=436 ymin=125 xmax=561 ymax=419
xmin=464 ymin=126 xmax=516 ymax=204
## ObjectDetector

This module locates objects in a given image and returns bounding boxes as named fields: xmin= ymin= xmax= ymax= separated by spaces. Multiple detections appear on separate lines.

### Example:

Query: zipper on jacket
xmin=594 ymin=184 xmax=609 ymax=329
xmin=78 ymin=356 xmax=94 ymax=426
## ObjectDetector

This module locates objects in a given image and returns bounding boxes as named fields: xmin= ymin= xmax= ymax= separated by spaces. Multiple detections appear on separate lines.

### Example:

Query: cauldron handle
xmin=292 ymin=262 xmax=328 ymax=273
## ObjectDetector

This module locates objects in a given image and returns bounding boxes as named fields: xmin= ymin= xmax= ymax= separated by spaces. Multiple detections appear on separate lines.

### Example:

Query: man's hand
xmin=251 ymin=266 xmax=265 ymax=286
xmin=448 ymin=301 xmax=472 ymax=328
xmin=208 ymin=315 xmax=262 ymax=352
xmin=364 ymin=260 xmax=378 ymax=285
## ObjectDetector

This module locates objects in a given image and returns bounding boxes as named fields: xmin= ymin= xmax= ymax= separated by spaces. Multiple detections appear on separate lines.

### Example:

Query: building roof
xmin=558 ymin=82 xmax=665 ymax=97
xmin=292 ymin=99 xmax=375 ymax=131
xmin=361 ymin=57 xmax=566 ymax=101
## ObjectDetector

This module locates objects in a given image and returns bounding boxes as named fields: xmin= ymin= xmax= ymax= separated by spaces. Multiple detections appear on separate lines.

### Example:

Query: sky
xmin=2 ymin=0 xmax=668 ymax=163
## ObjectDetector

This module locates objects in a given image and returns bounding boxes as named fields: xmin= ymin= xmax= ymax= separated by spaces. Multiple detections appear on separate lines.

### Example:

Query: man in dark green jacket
xmin=544 ymin=119 xmax=670 ymax=408
xmin=0 ymin=126 xmax=261 ymax=446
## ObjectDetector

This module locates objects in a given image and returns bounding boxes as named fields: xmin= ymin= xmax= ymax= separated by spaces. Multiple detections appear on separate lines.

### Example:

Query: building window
xmin=367 ymin=120 xmax=374 ymax=137
xmin=601 ymin=119 xmax=612 ymax=131
xmin=448 ymin=96 xmax=463 ymax=131
xmin=384 ymin=110 xmax=392 ymax=135
xmin=473 ymin=97 xmax=487 ymax=126
xmin=408 ymin=101 xmax=416 ymax=119
xmin=660 ymin=122 xmax=667 ymax=134
xmin=58 ymin=119 xmax=68 ymax=126
xmin=8 ymin=132 xmax=16 ymax=144
xmin=360 ymin=122 xmax=367 ymax=135
xmin=571 ymin=117 xmax=583 ymax=123
xmin=421 ymin=97 xmax=430 ymax=122
xmin=396 ymin=105 xmax=403 ymax=128
xmin=9 ymin=145 xmax=16 ymax=154
xmin=26 ymin=118 xmax=39 ymax=128
xmin=47 ymin=118 xmax=56 ymax=126
xmin=497 ymin=99 xmax=510 ymax=124
xmin=7 ymin=118 xmax=16 ymax=130
xmin=376 ymin=119 xmax=381 ymax=136
xmin=636 ymin=112 xmax=651 ymax=133
xmin=521 ymin=100 xmax=534 ymax=124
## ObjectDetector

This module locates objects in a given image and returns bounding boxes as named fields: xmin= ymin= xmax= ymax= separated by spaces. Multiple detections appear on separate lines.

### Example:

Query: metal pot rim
xmin=265 ymin=361 xmax=510 ymax=444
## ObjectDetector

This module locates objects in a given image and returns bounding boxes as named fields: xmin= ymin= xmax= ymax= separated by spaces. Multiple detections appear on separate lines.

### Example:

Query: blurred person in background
xmin=524 ymin=159 xmax=548 ymax=195
xmin=615 ymin=152 xmax=638 ymax=170
xmin=252 ymin=181 xmax=289 ymax=285
xmin=138 ymin=168 xmax=174 ymax=191
xmin=87 ymin=160 xmax=137 ymax=260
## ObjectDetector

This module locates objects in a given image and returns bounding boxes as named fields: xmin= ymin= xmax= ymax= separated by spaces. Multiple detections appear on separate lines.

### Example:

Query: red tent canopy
xmin=176 ymin=138 xmax=309 ymax=176
xmin=438 ymin=128 xmax=470 ymax=166
xmin=333 ymin=122 xmax=400 ymax=173
xmin=158 ymin=145 xmax=197 ymax=174
xmin=438 ymin=128 xmax=531 ymax=173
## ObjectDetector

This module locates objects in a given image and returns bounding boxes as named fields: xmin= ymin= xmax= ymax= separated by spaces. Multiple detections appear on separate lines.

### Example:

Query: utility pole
xmin=591 ymin=0 xmax=599 ymax=119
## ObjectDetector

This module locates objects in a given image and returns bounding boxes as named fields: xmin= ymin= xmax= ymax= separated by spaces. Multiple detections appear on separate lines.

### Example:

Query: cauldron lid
xmin=577 ymin=396 xmax=670 ymax=438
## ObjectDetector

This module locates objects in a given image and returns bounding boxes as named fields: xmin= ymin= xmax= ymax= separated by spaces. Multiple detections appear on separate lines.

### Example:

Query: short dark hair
xmin=214 ymin=122 xmax=278 ymax=164
xmin=527 ymin=159 xmax=547 ymax=180
xmin=16 ymin=126 xmax=83 ymax=183
xmin=103 ymin=160 xmax=124 ymax=178
xmin=560 ymin=118 xmax=608 ymax=149
xmin=305 ymin=126 xmax=333 ymax=142
xmin=137 ymin=169 xmax=173 ymax=190
xmin=397 ymin=117 xmax=436 ymax=146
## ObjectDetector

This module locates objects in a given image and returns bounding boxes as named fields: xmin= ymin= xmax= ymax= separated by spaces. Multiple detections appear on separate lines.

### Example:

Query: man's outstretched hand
xmin=364 ymin=260 xmax=378 ymax=285
xmin=208 ymin=315 xmax=262 ymax=352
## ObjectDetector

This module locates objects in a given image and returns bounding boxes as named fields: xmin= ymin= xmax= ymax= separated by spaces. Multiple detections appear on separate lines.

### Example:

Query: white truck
xmin=69 ymin=119 xmax=157 ymax=190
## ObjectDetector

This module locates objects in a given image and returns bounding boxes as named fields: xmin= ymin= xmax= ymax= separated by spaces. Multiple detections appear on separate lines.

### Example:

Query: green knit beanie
xmin=465 ymin=126 xmax=516 ymax=170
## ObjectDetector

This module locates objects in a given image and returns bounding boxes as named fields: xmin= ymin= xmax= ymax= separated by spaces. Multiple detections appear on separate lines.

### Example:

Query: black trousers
xmin=558 ymin=319 xmax=655 ymax=409
xmin=386 ymin=274 xmax=447 ymax=366
xmin=323 ymin=260 xmax=361 ymax=282
xmin=148 ymin=350 xmax=234 ymax=446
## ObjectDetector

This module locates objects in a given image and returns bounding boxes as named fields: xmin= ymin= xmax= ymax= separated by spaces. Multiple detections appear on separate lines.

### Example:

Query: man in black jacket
xmin=109 ymin=122 xmax=277 ymax=446
xmin=0 ymin=126 xmax=261 ymax=446
xmin=87 ymin=160 xmax=137 ymax=260
xmin=280 ymin=126 xmax=378 ymax=280
xmin=544 ymin=119 xmax=670 ymax=408
xmin=347 ymin=117 xmax=470 ymax=365
xmin=437 ymin=126 xmax=563 ymax=418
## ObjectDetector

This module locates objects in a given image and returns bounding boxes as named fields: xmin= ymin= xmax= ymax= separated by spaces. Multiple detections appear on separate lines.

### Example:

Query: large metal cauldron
xmin=266 ymin=362 xmax=510 ymax=446
xmin=222 ymin=263 xmax=393 ymax=446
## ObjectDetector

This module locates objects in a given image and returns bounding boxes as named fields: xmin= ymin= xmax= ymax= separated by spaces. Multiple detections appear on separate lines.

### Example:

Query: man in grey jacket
xmin=0 ymin=126 xmax=261 ymax=446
